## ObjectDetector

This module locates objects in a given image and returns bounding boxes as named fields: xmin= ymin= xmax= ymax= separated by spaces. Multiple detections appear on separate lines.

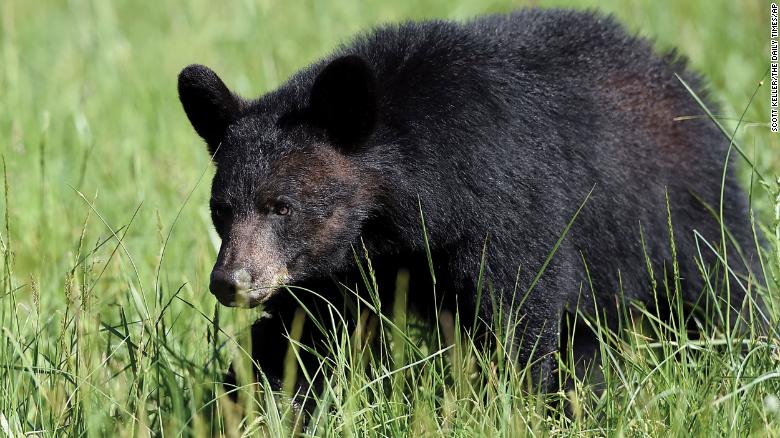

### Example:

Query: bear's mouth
xmin=214 ymin=285 xmax=284 ymax=308
xmin=213 ymin=285 xmax=280 ymax=308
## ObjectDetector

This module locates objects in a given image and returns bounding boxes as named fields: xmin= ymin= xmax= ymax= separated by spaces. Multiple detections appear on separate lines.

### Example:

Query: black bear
xmin=178 ymin=9 xmax=758 ymax=391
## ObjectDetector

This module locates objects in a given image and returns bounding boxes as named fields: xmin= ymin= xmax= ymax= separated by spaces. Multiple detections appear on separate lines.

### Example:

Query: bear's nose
xmin=209 ymin=268 xmax=252 ymax=305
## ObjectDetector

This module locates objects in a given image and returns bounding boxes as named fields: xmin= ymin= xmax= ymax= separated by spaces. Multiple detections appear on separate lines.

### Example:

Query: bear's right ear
xmin=178 ymin=64 xmax=242 ymax=154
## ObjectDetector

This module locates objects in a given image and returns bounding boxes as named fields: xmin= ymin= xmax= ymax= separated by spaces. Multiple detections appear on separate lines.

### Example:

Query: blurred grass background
xmin=0 ymin=0 xmax=778 ymax=435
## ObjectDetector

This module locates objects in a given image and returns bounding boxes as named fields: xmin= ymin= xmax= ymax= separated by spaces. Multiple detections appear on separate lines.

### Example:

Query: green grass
xmin=1 ymin=0 xmax=778 ymax=435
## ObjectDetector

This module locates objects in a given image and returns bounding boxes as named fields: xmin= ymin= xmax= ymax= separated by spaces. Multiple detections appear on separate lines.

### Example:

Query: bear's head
xmin=178 ymin=56 xmax=380 ymax=308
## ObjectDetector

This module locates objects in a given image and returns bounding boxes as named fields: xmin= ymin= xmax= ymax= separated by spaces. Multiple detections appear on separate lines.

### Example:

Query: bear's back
xmin=339 ymin=10 xmax=749 ymax=309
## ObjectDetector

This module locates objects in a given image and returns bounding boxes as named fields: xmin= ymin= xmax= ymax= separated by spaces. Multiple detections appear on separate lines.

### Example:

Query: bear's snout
xmin=208 ymin=218 xmax=293 ymax=307
xmin=209 ymin=263 xmax=289 ymax=308
xmin=209 ymin=268 xmax=253 ymax=306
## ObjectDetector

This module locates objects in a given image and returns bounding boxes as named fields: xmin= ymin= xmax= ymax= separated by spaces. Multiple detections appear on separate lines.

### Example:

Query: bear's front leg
xmin=250 ymin=287 xmax=343 ymax=408
xmin=248 ymin=308 xmax=301 ymax=391
xmin=223 ymin=308 xmax=296 ymax=398
xmin=223 ymin=298 xmax=320 ymax=402
xmin=499 ymin=296 xmax=563 ymax=392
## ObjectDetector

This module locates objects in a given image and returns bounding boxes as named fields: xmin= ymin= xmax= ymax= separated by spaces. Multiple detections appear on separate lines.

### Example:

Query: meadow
xmin=0 ymin=0 xmax=778 ymax=436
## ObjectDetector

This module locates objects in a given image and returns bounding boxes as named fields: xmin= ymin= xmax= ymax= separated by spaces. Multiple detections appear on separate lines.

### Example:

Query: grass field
xmin=1 ymin=0 xmax=778 ymax=436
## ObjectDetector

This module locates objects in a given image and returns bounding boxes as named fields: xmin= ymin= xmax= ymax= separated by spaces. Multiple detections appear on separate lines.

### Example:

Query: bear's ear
xmin=309 ymin=55 xmax=376 ymax=151
xmin=178 ymin=64 xmax=242 ymax=154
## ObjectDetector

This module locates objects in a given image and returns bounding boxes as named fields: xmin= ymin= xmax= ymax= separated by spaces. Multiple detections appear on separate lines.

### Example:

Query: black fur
xmin=179 ymin=9 xmax=757 ymax=392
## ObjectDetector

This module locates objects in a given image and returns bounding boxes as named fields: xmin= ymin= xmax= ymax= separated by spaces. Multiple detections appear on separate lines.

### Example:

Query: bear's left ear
xmin=309 ymin=55 xmax=377 ymax=150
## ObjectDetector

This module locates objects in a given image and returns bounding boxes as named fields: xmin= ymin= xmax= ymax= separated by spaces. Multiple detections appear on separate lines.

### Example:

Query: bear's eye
xmin=274 ymin=203 xmax=290 ymax=216
xmin=210 ymin=201 xmax=232 ymax=220
xmin=261 ymin=197 xmax=294 ymax=217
